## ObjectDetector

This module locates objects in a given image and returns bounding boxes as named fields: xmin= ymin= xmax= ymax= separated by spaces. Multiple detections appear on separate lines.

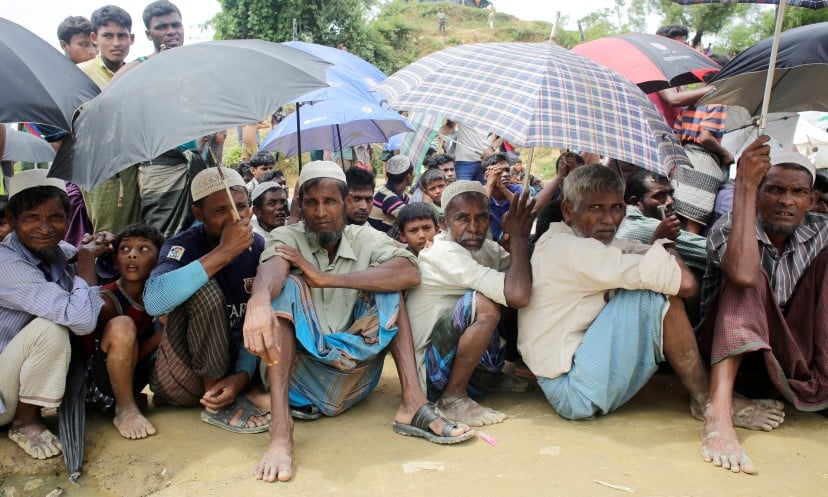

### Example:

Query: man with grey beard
xmin=406 ymin=180 xmax=535 ymax=427
xmin=0 ymin=170 xmax=112 ymax=460
xmin=244 ymin=161 xmax=473 ymax=484
xmin=697 ymin=136 xmax=828 ymax=475
xmin=519 ymin=164 xmax=784 ymax=461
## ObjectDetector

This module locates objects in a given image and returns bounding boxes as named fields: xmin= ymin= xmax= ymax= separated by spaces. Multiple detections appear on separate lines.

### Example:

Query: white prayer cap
xmin=386 ymin=154 xmax=412 ymax=175
xmin=251 ymin=181 xmax=283 ymax=203
xmin=441 ymin=180 xmax=488 ymax=211
xmin=191 ymin=167 xmax=246 ymax=202
xmin=8 ymin=169 xmax=67 ymax=200
xmin=770 ymin=148 xmax=816 ymax=184
xmin=297 ymin=161 xmax=346 ymax=188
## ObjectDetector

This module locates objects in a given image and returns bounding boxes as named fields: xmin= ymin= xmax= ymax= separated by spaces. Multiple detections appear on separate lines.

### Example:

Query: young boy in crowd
xmin=0 ymin=196 xmax=10 ymax=242
xmin=84 ymin=222 xmax=165 ymax=440
xmin=419 ymin=169 xmax=447 ymax=213
xmin=394 ymin=202 xmax=439 ymax=256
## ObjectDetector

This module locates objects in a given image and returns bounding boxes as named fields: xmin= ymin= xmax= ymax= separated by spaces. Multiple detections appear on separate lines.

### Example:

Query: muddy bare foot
xmin=8 ymin=422 xmax=62 ymax=460
xmin=732 ymin=396 xmax=785 ymax=431
xmin=254 ymin=434 xmax=295 ymax=483
xmin=394 ymin=401 xmax=471 ymax=439
xmin=113 ymin=406 xmax=157 ymax=439
xmin=701 ymin=404 xmax=757 ymax=474
xmin=436 ymin=395 xmax=506 ymax=427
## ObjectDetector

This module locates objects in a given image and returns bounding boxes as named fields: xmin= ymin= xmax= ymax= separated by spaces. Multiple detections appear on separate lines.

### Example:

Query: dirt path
xmin=2 ymin=359 xmax=827 ymax=497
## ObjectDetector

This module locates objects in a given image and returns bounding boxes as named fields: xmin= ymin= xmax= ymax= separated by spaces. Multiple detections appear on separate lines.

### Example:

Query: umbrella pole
xmin=523 ymin=147 xmax=535 ymax=190
xmin=215 ymin=164 xmax=241 ymax=221
xmin=757 ymin=2 xmax=786 ymax=134
xmin=336 ymin=124 xmax=345 ymax=169
xmin=296 ymin=103 xmax=303 ymax=172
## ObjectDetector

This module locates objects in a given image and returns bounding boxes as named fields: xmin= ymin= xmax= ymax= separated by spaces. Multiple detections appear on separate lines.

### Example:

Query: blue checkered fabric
xmin=378 ymin=42 xmax=691 ymax=175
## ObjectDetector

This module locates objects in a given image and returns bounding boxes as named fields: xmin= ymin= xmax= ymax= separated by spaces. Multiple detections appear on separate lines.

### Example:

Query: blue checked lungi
xmin=270 ymin=275 xmax=399 ymax=416
xmin=537 ymin=289 xmax=668 ymax=420
xmin=424 ymin=291 xmax=504 ymax=400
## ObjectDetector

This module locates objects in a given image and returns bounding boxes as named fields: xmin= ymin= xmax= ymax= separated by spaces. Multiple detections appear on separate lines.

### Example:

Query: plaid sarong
xmin=673 ymin=143 xmax=727 ymax=225
xmin=271 ymin=275 xmax=400 ymax=416
xmin=149 ymin=279 xmax=233 ymax=406
xmin=424 ymin=291 xmax=504 ymax=400
xmin=698 ymin=250 xmax=828 ymax=411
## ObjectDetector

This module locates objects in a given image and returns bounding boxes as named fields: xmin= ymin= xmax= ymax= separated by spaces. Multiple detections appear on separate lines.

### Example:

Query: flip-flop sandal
xmin=201 ymin=396 xmax=270 ymax=434
xmin=392 ymin=402 xmax=475 ymax=445
xmin=290 ymin=404 xmax=322 ymax=420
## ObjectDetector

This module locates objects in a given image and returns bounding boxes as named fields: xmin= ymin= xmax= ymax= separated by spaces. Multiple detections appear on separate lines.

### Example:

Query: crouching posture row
xmin=243 ymin=162 xmax=473 ymax=483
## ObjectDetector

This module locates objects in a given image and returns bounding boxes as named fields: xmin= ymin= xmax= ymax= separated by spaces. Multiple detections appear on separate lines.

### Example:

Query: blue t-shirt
xmin=149 ymin=224 xmax=264 ymax=378
xmin=489 ymin=184 xmax=524 ymax=241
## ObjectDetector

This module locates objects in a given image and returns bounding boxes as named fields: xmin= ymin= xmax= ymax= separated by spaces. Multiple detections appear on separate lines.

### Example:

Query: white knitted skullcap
xmin=191 ymin=167 xmax=246 ymax=201
xmin=297 ymin=161 xmax=346 ymax=188
xmin=8 ymin=169 xmax=67 ymax=199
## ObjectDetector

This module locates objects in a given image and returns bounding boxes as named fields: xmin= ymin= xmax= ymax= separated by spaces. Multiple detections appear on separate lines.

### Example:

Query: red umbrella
xmin=572 ymin=33 xmax=720 ymax=94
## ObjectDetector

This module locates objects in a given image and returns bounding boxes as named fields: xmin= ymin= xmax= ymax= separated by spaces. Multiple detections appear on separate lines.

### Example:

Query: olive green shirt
xmin=261 ymin=222 xmax=418 ymax=334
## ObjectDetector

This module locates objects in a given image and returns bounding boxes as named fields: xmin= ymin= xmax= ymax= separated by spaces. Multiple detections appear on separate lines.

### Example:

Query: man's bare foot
xmin=394 ymin=402 xmax=471 ymax=439
xmin=436 ymin=395 xmax=506 ymax=427
xmin=113 ymin=405 xmax=157 ymax=439
xmin=690 ymin=395 xmax=785 ymax=432
xmin=8 ymin=422 xmax=62 ymax=460
xmin=254 ymin=432 xmax=295 ymax=483
xmin=701 ymin=403 xmax=757 ymax=474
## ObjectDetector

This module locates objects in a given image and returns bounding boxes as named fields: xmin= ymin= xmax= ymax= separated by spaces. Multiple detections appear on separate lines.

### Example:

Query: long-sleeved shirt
xmin=518 ymin=222 xmax=682 ymax=379
xmin=617 ymin=205 xmax=708 ymax=272
xmin=0 ymin=232 xmax=103 ymax=354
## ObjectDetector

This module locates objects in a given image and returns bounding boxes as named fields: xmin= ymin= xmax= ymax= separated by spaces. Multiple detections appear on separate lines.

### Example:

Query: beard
xmin=443 ymin=229 xmax=483 ymax=259
xmin=305 ymin=223 xmax=345 ymax=247
xmin=32 ymin=245 xmax=61 ymax=265
xmin=761 ymin=220 xmax=798 ymax=237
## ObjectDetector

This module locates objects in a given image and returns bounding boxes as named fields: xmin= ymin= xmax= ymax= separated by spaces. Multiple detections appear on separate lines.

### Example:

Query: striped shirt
xmin=701 ymin=212 xmax=828 ymax=319
xmin=673 ymin=104 xmax=727 ymax=144
xmin=617 ymin=206 xmax=709 ymax=272
xmin=0 ymin=233 xmax=103 ymax=355
xmin=368 ymin=183 xmax=409 ymax=234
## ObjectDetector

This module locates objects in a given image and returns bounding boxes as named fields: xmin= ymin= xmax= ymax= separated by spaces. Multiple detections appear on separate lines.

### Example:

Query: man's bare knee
xmin=474 ymin=293 xmax=501 ymax=327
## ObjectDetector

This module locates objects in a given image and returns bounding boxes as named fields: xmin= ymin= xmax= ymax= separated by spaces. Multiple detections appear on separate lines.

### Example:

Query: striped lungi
xmin=149 ymin=279 xmax=233 ymax=406
xmin=268 ymin=275 xmax=400 ymax=416
xmin=537 ymin=290 xmax=668 ymax=420
xmin=673 ymin=143 xmax=728 ymax=226
xmin=424 ymin=291 xmax=505 ymax=401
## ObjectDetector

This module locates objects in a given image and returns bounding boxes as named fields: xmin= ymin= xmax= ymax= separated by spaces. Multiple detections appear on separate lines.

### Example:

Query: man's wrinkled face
xmin=440 ymin=194 xmax=490 ymax=252
xmin=10 ymin=196 xmax=68 ymax=262
xmin=61 ymin=33 xmax=97 ymax=64
xmin=302 ymin=179 xmax=347 ymax=246
xmin=92 ymin=22 xmax=133 ymax=66
xmin=757 ymin=166 xmax=816 ymax=236
xmin=254 ymin=188 xmax=288 ymax=232
xmin=638 ymin=177 xmax=674 ymax=220
xmin=194 ymin=187 xmax=251 ymax=242
xmin=563 ymin=189 xmax=626 ymax=245
xmin=345 ymin=187 xmax=373 ymax=225
xmin=146 ymin=13 xmax=184 ymax=51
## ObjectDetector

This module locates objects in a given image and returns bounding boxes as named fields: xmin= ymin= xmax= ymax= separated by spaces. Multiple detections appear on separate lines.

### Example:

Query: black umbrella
xmin=699 ymin=22 xmax=828 ymax=119
xmin=0 ymin=17 xmax=100 ymax=131
xmin=58 ymin=336 xmax=87 ymax=483
xmin=49 ymin=39 xmax=330 ymax=190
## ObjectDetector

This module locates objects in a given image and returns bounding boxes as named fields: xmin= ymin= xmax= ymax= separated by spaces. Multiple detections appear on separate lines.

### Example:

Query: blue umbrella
xmin=260 ymin=90 xmax=413 ymax=157
xmin=283 ymin=41 xmax=387 ymax=103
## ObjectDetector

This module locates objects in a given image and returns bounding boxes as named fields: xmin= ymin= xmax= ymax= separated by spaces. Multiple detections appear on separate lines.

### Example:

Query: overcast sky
xmin=2 ymin=0 xmax=620 ymax=57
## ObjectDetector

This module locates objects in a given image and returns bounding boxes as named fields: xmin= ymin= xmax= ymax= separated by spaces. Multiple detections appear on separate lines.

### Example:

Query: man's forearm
xmin=721 ymin=183 xmax=761 ymax=286
xmin=326 ymin=257 xmax=420 ymax=292
xmin=250 ymin=256 xmax=290 ymax=303
xmin=503 ymin=239 xmax=532 ymax=308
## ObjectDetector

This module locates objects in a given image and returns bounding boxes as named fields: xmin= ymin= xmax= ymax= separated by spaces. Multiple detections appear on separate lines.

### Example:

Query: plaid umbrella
xmin=378 ymin=42 xmax=689 ymax=175
xmin=572 ymin=33 xmax=720 ymax=94
xmin=673 ymin=1 xmax=827 ymax=130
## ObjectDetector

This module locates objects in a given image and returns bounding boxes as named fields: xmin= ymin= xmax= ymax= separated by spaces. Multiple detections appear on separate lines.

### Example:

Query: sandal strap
xmin=409 ymin=402 xmax=440 ymax=431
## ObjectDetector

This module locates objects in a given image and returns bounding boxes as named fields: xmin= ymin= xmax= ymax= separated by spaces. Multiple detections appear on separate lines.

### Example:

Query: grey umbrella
xmin=2 ymin=128 xmax=56 ymax=163
xmin=0 ymin=18 xmax=100 ymax=131
xmin=58 ymin=336 xmax=87 ymax=483
xmin=50 ymin=39 xmax=330 ymax=190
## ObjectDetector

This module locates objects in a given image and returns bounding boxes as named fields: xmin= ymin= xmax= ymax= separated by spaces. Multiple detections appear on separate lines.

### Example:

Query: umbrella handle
xmin=523 ymin=147 xmax=535 ymax=190
xmin=214 ymin=165 xmax=240 ymax=220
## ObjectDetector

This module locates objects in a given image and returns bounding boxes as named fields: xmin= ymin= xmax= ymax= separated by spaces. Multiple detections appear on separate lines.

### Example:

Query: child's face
xmin=424 ymin=179 xmax=447 ymax=206
xmin=115 ymin=236 xmax=159 ymax=283
xmin=399 ymin=219 xmax=438 ymax=255
xmin=0 ymin=216 xmax=10 ymax=242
